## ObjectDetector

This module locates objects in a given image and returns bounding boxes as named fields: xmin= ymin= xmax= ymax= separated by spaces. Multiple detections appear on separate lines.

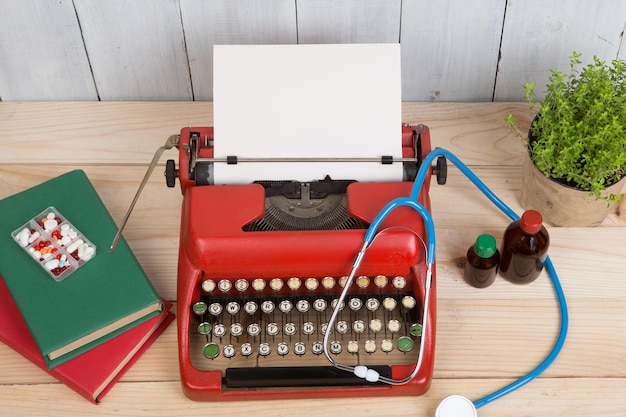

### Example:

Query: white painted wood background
xmin=0 ymin=0 xmax=625 ymax=102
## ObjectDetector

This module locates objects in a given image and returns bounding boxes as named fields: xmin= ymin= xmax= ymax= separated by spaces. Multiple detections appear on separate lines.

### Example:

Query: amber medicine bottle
xmin=499 ymin=210 xmax=550 ymax=284
xmin=464 ymin=234 xmax=500 ymax=288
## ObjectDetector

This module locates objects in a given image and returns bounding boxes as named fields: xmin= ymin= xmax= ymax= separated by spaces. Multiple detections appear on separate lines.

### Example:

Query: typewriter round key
xmin=241 ymin=343 xmax=253 ymax=356
xmin=284 ymin=322 xmax=297 ymax=336
xmin=244 ymin=301 xmax=258 ymax=314
xmin=331 ymin=299 xmax=345 ymax=310
xmin=397 ymin=336 xmax=414 ymax=353
xmin=387 ymin=319 xmax=401 ymax=333
xmin=392 ymin=276 xmax=407 ymax=290
xmin=261 ymin=300 xmax=275 ymax=314
xmin=277 ymin=342 xmax=289 ymax=356
xmin=226 ymin=301 xmax=240 ymax=315
xmin=381 ymin=339 xmax=394 ymax=353
xmin=218 ymin=279 xmax=232 ymax=292
xmin=410 ymin=323 xmax=423 ymax=337
xmin=296 ymin=299 xmax=310 ymax=313
xmin=294 ymin=342 xmax=306 ymax=356
xmin=201 ymin=279 xmax=216 ymax=293
xmin=364 ymin=340 xmax=377 ymax=353
xmin=352 ymin=320 xmax=366 ymax=333
xmin=369 ymin=318 xmax=383 ymax=332
xmin=402 ymin=295 xmax=417 ymax=309
xmin=287 ymin=277 xmax=301 ymax=290
xmin=313 ymin=298 xmax=327 ymax=312
xmin=223 ymin=344 xmax=236 ymax=358
xmin=203 ymin=342 xmax=219 ymax=359
xmin=230 ymin=323 xmax=243 ymax=337
xmin=348 ymin=297 xmax=363 ymax=311
xmin=320 ymin=323 xmax=332 ymax=335
xmin=198 ymin=322 xmax=212 ymax=335
xmin=235 ymin=279 xmax=249 ymax=292
xmin=347 ymin=340 xmax=359 ymax=354
xmin=338 ymin=276 xmax=349 ymax=288
xmin=259 ymin=343 xmax=271 ymax=356
xmin=252 ymin=278 xmax=266 ymax=291
xmin=336 ymin=320 xmax=349 ymax=334
xmin=208 ymin=303 xmax=223 ymax=316
xmin=266 ymin=322 xmax=280 ymax=336
xmin=356 ymin=275 xmax=370 ymax=289
xmin=374 ymin=274 xmax=388 ymax=288
xmin=279 ymin=300 xmax=293 ymax=313
xmin=247 ymin=323 xmax=261 ymax=337
xmin=213 ymin=324 xmax=226 ymax=338
xmin=302 ymin=321 xmax=316 ymax=335
xmin=321 ymin=276 xmax=335 ymax=289
xmin=311 ymin=341 xmax=324 ymax=355
xmin=270 ymin=278 xmax=284 ymax=291
xmin=366 ymin=298 xmax=380 ymax=312
xmin=382 ymin=297 xmax=397 ymax=311
xmin=192 ymin=301 xmax=207 ymax=315
xmin=305 ymin=277 xmax=319 ymax=291
xmin=330 ymin=341 xmax=342 ymax=354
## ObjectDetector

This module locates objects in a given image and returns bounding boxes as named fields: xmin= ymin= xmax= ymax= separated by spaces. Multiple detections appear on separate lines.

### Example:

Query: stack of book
xmin=0 ymin=170 xmax=174 ymax=403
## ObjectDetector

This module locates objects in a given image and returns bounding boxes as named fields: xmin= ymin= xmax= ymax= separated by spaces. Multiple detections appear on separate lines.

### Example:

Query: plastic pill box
xmin=11 ymin=206 xmax=96 ymax=282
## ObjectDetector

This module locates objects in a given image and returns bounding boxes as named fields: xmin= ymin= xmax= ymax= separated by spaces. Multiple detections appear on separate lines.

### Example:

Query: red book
xmin=0 ymin=275 xmax=174 ymax=403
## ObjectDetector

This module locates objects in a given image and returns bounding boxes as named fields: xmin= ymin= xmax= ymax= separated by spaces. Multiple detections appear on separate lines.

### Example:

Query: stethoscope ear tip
xmin=435 ymin=395 xmax=477 ymax=417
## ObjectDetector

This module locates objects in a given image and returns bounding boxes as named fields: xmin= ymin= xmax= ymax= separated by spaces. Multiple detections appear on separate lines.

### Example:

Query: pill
xmin=77 ymin=243 xmax=87 ymax=258
xmin=45 ymin=259 xmax=60 ymax=270
xmin=44 ymin=219 xmax=58 ymax=231
xmin=18 ymin=228 xmax=30 ymax=246
xmin=46 ymin=212 xmax=56 ymax=220
xmin=61 ymin=236 xmax=71 ymax=246
xmin=28 ymin=231 xmax=40 ymax=244
xmin=66 ymin=239 xmax=84 ymax=254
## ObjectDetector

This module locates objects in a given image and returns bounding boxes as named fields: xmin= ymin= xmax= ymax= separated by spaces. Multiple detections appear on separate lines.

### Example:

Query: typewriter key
xmin=296 ymin=299 xmax=310 ymax=313
xmin=302 ymin=321 xmax=316 ymax=335
xmin=226 ymin=301 xmax=240 ymax=315
xmin=352 ymin=320 xmax=366 ymax=333
xmin=321 ymin=276 xmax=335 ymax=289
xmin=364 ymin=340 xmax=377 ymax=353
xmin=336 ymin=320 xmax=349 ymax=334
xmin=294 ymin=342 xmax=306 ymax=356
xmin=305 ymin=277 xmax=319 ymax=291
xmin=213 ymin=324 xmax=226 ymax=337
xmin=252 ymin=278 xmax=266 ymax=291
xmin=241 ymin=343 xmax=253 ymax=356
xmin=244 ymin=301 xmax=258 ymax=314
xmin=330 ymin=341 xmax=342 ymax=354
xmin=198 ymin=322 xmax=212 ymax=335
xmin=279 ymin=300 xmax=293 ymax=313
xmin=261 ymin=300 xmax=275 ymax=314
xmin=338 ymin=276 xmax=349 ymax=288
xmin=230 ymin=323 xmax=243 ymax=337
xmin=369 ymin=318 xmax=383 ymax=332
xmin=402 ymin=295 xmax=417 ymax=309
xmin=218 ymin=279 xmax=232 ymax=292
xmin=366 ymin=298 xmax=380 ymax=312
xmin=392 ymin=276 xmax=407 ymax=290
xmin=284 ymin=322 xmax=297 ymax=336
xmin=320 ymin=323 xmax=331 ymax=335
xmin=277 ymin=342 xmax=289 ymax=356
xmin=203 ymin=342 xmax=220 ymax=359
xmin=331 ymin=298 xmax=345 ymax=310
xmin=387 ymin=319 xmax=401 ymax=333
xmin=347 ymin=340 xmax=359 ymax=354
xmin=382 ymin=297 xmax=397 ymax=311
xmin=270 ymin=278 xmax=284 ymax=291
xmin=259 ymin=343 xmax=271 ymax=356
xmin=266 ymin=322 xmax=280 ymax=336
xmin=410 ymin=323 xmax=423 ymax=337
xmin=247 ymin=323 xmax=261 ymax=337
xmin=397 ymin=336 xmax=414 ymax=352
xmin=287 ymin=277 xmax=301 ymax=290
xmin=348 ymin=297 xmax=363 ymax=311
xmin=381 ymin=339 xmax=394 ymax=352
xmin=235 ymin=279 xmax=249 ymax=292
xmin=192 ymin=301 xmax=207 ymax=315
xmin=208 ymin=302 xmax=223 ymax=316
xmin=223 ymin=344 xmax=236 ymax=358
xmin=311 ymin=341 xmax=324 ymax=355
xmin=201 ymin=279 xmax=216 ymax=293
xmin=374 ymin=274 xmax=388 ymax=288
xmin=313 ymin=298 xmax=327 ymax=312
xmin=356 ymin=275 xmax=370 ymax=289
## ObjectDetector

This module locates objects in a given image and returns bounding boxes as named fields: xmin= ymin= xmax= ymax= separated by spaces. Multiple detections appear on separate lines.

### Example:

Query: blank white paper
xmin=213 ymin=44 xmax=403 ymax=184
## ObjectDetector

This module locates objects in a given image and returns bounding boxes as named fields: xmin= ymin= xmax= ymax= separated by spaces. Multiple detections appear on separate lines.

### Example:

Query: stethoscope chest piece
xmin=435 ymin=395 xmax=477 ymax=417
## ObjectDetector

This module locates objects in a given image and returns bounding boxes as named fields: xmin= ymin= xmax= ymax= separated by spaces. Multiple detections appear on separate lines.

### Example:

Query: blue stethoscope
xmin=323 ymin=148 xmax=569 ymax=416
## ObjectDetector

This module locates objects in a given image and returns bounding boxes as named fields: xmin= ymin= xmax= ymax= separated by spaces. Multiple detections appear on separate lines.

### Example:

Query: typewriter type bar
xmin=174 ymin=124 xmax=437 ymax=401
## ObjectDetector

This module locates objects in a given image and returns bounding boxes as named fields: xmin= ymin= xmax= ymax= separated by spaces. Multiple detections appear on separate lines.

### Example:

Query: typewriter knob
xmin=165 ymin=159 xmax=178 ymax=187
xmin=432 ymin=155 xmax=447 ymax=185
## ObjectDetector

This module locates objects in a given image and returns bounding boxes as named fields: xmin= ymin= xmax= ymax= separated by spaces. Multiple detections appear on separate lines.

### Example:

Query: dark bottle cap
xmin=473 ymin=234 xmax=497 ymax=258
xmin=520 ymin=210 xmax=543 ymax=234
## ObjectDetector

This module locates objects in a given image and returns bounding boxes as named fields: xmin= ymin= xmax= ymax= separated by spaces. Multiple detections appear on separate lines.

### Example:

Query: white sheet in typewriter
xmin=213 ymin=44 xmax=403 ymax=184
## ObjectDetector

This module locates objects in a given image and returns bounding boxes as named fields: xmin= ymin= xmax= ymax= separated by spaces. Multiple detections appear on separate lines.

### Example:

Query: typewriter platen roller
xmin=167 ymin=123 xmax=441 ymax=401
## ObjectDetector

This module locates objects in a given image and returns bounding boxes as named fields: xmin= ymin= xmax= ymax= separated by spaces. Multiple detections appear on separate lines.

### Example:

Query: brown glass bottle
xmin=499 ymin=210 xmax=550 ymax=284
xmin=464 ymin=234 xmax=500 ymax=288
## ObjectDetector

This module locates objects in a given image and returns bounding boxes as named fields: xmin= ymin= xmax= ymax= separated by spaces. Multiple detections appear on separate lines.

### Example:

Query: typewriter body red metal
xmin=170 ymin=124 xmax=438 ymax=401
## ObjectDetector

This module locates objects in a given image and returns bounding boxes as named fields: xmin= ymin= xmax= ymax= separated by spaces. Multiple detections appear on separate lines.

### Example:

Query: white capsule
xmin=18 ymin=228 xmax=30 ymax=247
xmin=28 ymin=231 xmax=40 ymax=244
xmin=82 ymin=246 xmax=95 ymax=261
xmin=45 ymin=259 xmax=60 ymax=270
xmin=66 ymin=239 xmax=84 ymax=254
xmin=77 ymin=243 xmax=87 ymax=258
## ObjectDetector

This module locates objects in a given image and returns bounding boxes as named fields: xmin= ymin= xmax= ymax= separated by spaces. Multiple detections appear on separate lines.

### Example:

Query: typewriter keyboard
xmin=189 ymin=274 xmax=423 ymax=384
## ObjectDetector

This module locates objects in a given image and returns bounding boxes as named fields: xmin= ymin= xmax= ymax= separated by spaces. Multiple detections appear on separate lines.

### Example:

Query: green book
xmin=0 ymin=170 xmax=163 ymax=369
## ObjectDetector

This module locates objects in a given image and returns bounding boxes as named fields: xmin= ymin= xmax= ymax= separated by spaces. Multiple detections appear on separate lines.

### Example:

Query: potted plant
xmin=506 ymin=52 xmax=626 ymax=226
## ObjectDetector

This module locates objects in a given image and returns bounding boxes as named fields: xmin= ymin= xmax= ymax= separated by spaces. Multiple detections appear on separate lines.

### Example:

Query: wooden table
xmin=1 ymin=102 xmax=625 ymax=416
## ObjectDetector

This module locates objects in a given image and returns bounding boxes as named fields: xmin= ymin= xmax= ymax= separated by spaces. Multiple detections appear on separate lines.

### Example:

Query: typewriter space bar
xmin=225 ymin=366 xmax=391 ymax=388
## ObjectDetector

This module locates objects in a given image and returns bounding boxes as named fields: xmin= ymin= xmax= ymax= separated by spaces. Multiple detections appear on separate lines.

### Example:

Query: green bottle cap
xmin=473 ymin=234 xmax=497 ymax=258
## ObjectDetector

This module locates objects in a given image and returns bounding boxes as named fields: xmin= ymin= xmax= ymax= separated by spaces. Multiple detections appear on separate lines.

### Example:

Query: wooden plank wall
xmin=0 ymin=0 xmax=625 ymax=102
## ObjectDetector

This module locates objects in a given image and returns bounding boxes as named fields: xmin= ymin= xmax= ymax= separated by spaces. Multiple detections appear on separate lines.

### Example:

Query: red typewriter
xmin=165 ymin=124 xmax=441 ymax=401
